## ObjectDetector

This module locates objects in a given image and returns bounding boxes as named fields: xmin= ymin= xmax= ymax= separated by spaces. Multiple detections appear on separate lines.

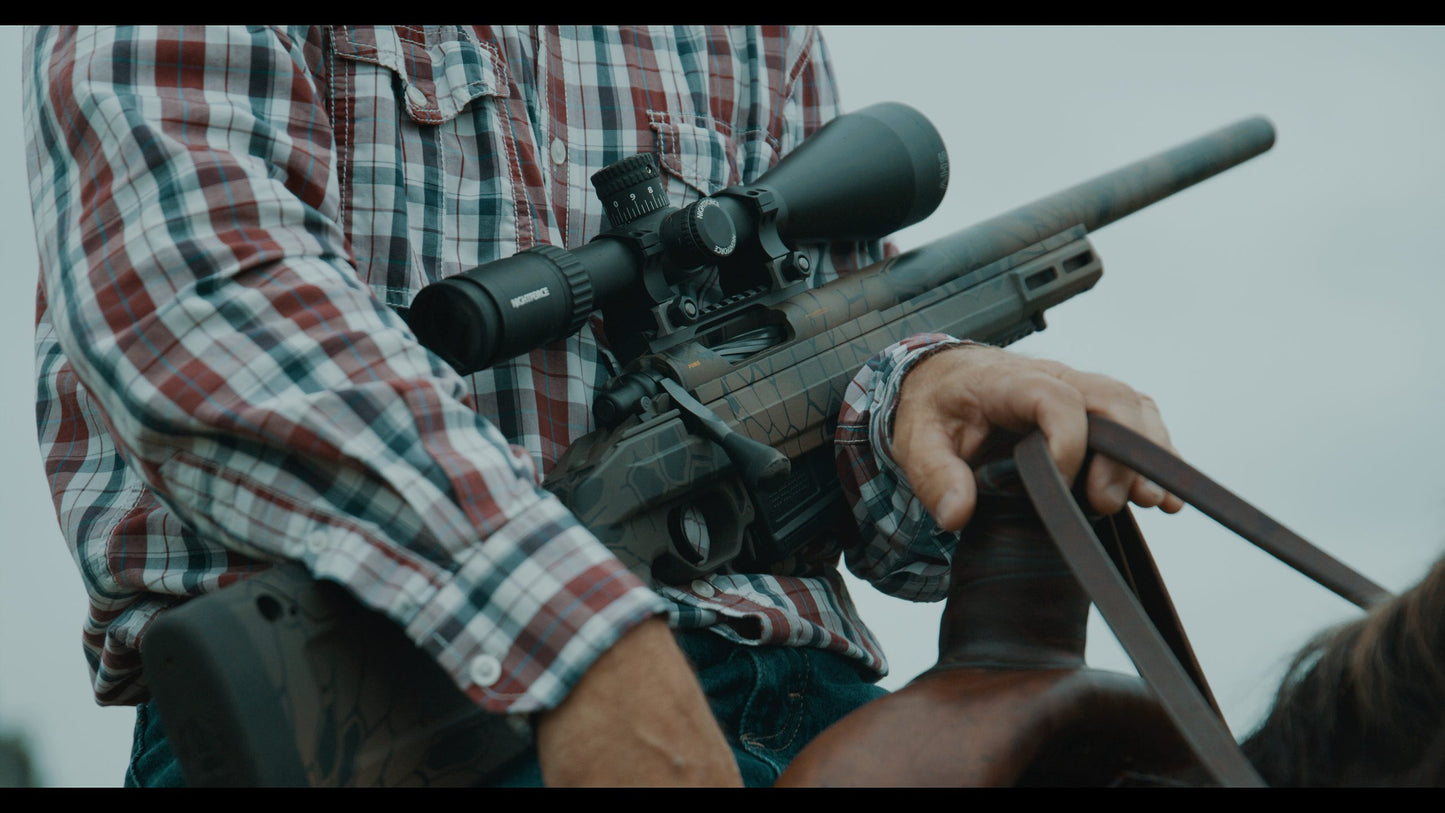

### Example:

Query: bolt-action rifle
xmin=143 ymin=105 xmax=1276 ymax=786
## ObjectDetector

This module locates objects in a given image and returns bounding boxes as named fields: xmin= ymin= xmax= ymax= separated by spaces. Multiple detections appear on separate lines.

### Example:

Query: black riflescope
xmin=406 ymin=102 xmax=950 ymax=375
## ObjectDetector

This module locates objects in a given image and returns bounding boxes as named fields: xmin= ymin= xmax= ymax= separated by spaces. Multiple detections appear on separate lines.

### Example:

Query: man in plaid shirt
xmin=24 ymin=26 xmax=1181 ymax=786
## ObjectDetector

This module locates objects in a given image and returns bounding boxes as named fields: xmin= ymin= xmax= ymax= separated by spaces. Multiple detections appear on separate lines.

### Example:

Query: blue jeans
xmin=493 ymin=630 xmax=888 ymax=787
xmin=127 ymin=630 xmax=887 ymax=788
xmin=124 ymin=701 xmax=186 ymax=788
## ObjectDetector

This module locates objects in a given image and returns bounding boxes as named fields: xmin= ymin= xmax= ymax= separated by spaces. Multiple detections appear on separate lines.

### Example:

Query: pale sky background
xmin=2 ymin=25 xmax=1444 ymax=787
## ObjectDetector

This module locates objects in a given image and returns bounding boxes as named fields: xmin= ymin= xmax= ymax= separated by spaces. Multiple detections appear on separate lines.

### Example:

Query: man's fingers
xmin=1063 ymin=372 xmax=1182 ymax=515
xmin=895 ymin=344 xmax=1186 ymax=523
xmin=971 ymin=365 xmax=1090 ymax=487
xmin=896 ymin=423 xmax=979 ymax=531
xmin=1125 ymin=393 xmax=1187 ymax=512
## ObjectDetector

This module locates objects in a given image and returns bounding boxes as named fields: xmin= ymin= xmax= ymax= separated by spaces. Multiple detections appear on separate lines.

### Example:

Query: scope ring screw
xmin=783 ymin=252 xmax=812 ymax=281
xmin=667 ymin=296 xmax=701 ymax=326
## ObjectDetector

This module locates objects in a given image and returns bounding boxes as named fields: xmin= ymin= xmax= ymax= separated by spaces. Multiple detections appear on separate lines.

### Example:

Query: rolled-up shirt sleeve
xmin=834 ymin=333 xmax=973 ymax=603
xmin=25 ymin=25 xmax=666 ymax=713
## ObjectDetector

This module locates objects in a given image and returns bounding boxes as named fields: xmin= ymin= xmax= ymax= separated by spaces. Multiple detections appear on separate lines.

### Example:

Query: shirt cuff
xmin=397 ymin=488 xmax=670 ymax=714
xmin=867 ymin=335 xmax=976 ymax=489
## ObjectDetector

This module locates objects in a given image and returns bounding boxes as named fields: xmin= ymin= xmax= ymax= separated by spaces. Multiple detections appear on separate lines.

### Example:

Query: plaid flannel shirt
xmin=25 ymin=25 xmax=959 ymax=715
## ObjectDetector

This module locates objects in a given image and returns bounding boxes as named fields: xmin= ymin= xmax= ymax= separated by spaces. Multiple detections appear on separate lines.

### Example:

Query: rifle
xmin=143 ymin=105 xmax=1276 ymax=786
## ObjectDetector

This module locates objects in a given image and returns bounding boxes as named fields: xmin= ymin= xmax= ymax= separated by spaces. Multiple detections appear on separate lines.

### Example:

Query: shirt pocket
xmin=333 ymin=25 xmax=510 ymax=124
xmin=647 ymin=111 xmax=781 ymax=204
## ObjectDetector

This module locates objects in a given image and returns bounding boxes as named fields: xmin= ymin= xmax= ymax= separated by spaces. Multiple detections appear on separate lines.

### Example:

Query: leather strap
xmin=1012 ymin=416 xmax=1394 ymax=787
xmin=1083 ymin=416 xmax=1391 ymax=609
xmin=1015 ymin=431 xmax=1263 ymax=786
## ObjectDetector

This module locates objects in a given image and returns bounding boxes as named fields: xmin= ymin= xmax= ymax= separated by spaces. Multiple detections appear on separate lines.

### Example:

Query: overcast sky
xmin=3 ymin=26 xmax=1444 ymax=787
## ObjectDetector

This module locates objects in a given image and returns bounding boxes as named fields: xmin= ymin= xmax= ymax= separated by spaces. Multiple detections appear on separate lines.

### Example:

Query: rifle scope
xmin=406 ymin=102 xmax=950 ymax=375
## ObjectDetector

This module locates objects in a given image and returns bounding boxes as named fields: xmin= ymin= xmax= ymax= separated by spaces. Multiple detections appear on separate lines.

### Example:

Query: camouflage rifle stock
xmin=143 ymin=114 xmax=1276 ymax=787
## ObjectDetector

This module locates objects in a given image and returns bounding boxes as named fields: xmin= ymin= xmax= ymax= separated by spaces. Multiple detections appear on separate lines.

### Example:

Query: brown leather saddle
xmin=777 ymin=416 xmax=1390 ymax=787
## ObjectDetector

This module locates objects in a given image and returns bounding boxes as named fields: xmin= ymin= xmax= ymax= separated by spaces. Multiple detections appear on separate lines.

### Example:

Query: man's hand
xmin=533 ymin=617 xmax=743 ymax=787
xmin=892 ymin=344 xmax=1185 ymax=531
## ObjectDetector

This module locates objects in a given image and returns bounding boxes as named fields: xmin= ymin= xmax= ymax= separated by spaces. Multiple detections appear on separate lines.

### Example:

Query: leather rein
xmin=1017 ymin=415 xmax=1392 ymax=786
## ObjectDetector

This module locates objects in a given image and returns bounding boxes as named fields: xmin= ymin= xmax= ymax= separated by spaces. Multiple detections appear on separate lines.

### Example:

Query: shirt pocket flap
xmin=647 ymin=112 xmax=748 ymax=201
xmin=334 ymin=26 xmax=509 ymax=125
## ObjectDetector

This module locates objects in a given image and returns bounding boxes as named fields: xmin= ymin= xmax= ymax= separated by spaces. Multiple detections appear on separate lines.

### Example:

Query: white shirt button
xmin=305 ymin=530 xmax=329 ymax=555
xmin=393 ymin=595 xmax=417 ymax=620
xmin=405 ymin=85 xmax=428 ymax=108
xmin=550 ymin=137 xmax=567 ymax=165
xmin=690 ymin=579 xmax=715 ymax=598
xmin=469 ymin=654 xmax=502 ymax=687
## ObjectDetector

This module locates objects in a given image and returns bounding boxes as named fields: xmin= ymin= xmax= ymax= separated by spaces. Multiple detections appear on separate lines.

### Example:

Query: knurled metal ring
xmin=527 ymin=243 xmax=593 ymax=334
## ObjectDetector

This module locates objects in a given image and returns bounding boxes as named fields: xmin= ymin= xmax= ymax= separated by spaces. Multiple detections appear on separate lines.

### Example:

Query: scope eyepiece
xmin=406 ymin=244 xmax=595 ymax=374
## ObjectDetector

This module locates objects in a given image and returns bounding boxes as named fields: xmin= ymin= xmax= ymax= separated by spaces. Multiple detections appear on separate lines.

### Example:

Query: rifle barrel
xmin=819 ymin=116 xmax=1277 ymax=309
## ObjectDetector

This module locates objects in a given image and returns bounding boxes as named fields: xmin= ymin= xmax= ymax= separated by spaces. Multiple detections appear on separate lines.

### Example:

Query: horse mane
xmin=1240 ymin=554 xmax=1445 ymax=786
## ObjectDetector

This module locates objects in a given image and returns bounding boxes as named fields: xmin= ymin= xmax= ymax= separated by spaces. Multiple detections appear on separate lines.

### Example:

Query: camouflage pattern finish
xmin=546 ymin=230 xmax=1104 ymax=582
xmin=545 ymin=404 xmax=753 ymax=582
